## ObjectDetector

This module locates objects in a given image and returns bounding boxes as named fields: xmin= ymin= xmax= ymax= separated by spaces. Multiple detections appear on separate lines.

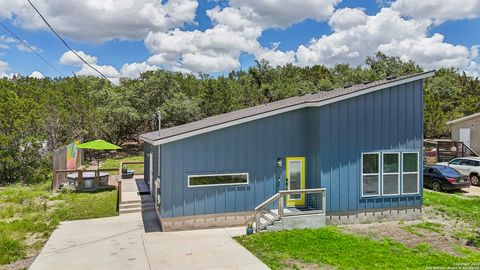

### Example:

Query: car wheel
xmin=471 ymin=175 xmax=480 ymax=186
xmin=432 ymin=181 xmax=442 ymax=192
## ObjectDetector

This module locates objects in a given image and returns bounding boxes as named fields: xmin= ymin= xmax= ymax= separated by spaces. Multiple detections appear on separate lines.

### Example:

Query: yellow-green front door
xmin=286 ymin=157 xmax=305 ymax=207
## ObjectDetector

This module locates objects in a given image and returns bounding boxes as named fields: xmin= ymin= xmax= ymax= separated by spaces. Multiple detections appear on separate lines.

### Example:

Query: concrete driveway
xmin=29 ymin=213 xmax=269 ymax=270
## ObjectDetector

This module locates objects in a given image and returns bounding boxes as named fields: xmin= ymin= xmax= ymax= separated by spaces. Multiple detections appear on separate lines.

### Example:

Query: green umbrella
xmin=77 ymin=139 xmax=121 ymax=150
xmin=77 ymin=140 xmax=121 ymax=169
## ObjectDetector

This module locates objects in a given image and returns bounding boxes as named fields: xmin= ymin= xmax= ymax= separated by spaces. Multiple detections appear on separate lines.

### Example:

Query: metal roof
xmin=140 ymin=71 xmax=435 ymax=145
xmin=446 ymin=112 xmax=480 ymax=125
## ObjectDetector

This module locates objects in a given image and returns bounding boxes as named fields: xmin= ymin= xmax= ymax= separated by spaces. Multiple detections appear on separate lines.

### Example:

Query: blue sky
xmin=0 ymin=0 xmax=479 ymax=81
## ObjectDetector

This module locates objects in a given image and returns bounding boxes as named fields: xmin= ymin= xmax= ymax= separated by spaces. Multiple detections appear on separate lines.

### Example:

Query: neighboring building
xmin=447 ymin=112 xmax=480 ymax=154
xmin=140 ymin=71 xmax=434 ymax=231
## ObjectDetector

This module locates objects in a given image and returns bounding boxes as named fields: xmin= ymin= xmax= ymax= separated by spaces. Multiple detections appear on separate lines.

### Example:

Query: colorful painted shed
xmin=140 ymin=71 xmax=434 ymax=231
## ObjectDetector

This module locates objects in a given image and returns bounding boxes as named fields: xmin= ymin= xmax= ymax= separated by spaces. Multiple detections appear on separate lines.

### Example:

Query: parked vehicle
xmin=437 ymin=157 xmax=480 ymax=186
xmin=424 ymin=165 xmax=471 ymax=192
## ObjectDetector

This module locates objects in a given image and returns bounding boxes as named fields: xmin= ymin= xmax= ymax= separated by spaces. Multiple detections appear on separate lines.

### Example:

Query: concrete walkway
xmin=30 ymin=213 xmax=268 ymax=270
xmin=30 ymin=177 xmax=269 ymax=270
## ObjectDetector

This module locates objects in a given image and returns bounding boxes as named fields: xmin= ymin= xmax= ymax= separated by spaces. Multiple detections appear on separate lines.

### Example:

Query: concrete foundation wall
xmin=160 ymin=211 xmax=254 ymax=232
xmin=326 ymin=206 xmax=422 ymax=225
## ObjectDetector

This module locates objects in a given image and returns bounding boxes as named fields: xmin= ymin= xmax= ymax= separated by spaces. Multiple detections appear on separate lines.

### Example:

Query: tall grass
xmin=0 ymin=182 xmax=117 ymax=265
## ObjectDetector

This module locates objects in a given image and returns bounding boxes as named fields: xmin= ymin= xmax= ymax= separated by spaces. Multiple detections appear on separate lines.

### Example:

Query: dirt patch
xmin=283 ymin=259 xmax=333 ymax=270
xmin=340 ymin=206 xmax=479 ymax=256
xmin=0 ymin=256 xmax=35 ymax=270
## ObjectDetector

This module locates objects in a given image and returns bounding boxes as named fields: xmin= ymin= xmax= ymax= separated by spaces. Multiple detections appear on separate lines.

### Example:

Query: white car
xmin=437 ymin=157 xmax=480 ymax=186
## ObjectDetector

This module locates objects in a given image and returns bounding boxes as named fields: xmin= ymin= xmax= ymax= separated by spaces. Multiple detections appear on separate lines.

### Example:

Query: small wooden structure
xmin=53 ymin=168 xmax=118 ymax=191
xmin=52 ymin=141 xmax=83 ymax=190
xmin=424 ymin=139 xmax=479 ymax=164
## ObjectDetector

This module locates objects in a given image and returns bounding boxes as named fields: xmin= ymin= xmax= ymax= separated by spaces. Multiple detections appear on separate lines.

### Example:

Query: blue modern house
xmin=140 ymin=71 xmax=434 ymax=231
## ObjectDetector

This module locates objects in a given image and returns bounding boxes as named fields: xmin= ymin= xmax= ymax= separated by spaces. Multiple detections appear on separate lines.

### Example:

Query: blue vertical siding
xmin=156 ymin=80 xmax=424 ymax=218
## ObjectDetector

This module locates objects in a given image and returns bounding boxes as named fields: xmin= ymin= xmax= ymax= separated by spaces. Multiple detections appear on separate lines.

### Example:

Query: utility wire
xmin=26 ymin=0 xmax=112 ymax=83
xmin=0 ymin=21 xmax=65 ymax=77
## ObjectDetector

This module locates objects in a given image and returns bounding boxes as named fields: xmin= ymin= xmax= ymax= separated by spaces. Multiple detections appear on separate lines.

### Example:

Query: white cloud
xmin=0 ymin=59 xmax=9 ymax=77
xmin=378 ymin=33 xmax=470 ymax=69
xmin=142 ymin=0 xmax=342 ymax=73
xmin=29 ymin=71 xmax=44 ymax=78
xmin=182 ymin=53 xmax=240 ymax=73
xmin=294 ymin=7 xmax=480 ymax=76
xmin=329 ymin=8 xmax=368 ymax=31
xmin=297 ymin=8 xmax=431 ymax=67
xmin=60 ymin=51 xmax=162 ymax=82
xmin=0 ymin=0 xmax=198 ymax=42
xmin=0 ymin=35 xmax=43 ymax=54
xmin=144 ymin=25 xmax=262 ymax=73
xmin=120 ymin=62 xmax=158 ymax=79
xmin=256 ymin=49 xmax=296 ymax=67
xmin=228 ymin=0 xmax=340 ymax=28
xmin=60 ymin=50 xmax=97 ymax=66
xmin=60 ymin=50 xmax=118 ymax=81
xmin=391 ymin=0 xmax=480 ymax=23
xmin=16 ymin=43 xmax=43 ymax=53
xmin=472 ymin=45 xmax=480 ymax=59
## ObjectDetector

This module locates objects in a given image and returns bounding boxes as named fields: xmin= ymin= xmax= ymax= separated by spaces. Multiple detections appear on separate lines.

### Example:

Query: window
xmin=382 ymin=153 xmax=400 ymax=195
xmin=449 ymin=159 xmax=462 ymax=165
xmin=188 ymin=173 xmax=249 ymax=187
xmin=436 ymin=166 xmax=461 ymax=177
xmin=464 ymin=159 xmax=480 ymax=167
xmin=361 ymin=153 xmax=380 ymax=197
xmin=402 ymin=152 xmax=419 ymax=194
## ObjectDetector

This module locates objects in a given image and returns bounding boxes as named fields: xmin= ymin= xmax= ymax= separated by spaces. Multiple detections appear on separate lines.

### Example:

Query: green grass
xmin=424 ymin=190 xmax=480 ymax=227
xmin=0 ymin=182 xmax=118 ymax=265
xmin=100 ymin=155 xmax=144 ymax=175
xmin=415 ymin=222 xmax=444 ymax=233
xmin=237 ymin=227 xmax=480 ymax=270
xmin=403 ymin=221 xmax=444 ymax=236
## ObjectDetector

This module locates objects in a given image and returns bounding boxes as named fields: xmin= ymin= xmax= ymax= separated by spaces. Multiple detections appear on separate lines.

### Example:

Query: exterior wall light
xmin=276 ymin=157 xmax=283 ymax=168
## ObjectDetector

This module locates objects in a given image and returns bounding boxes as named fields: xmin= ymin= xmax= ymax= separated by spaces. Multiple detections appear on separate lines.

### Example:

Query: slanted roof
xmin=140 ymin=71 xmax=435 ymax=145
xmin=446 ymin=112 xmax=480 ymax=125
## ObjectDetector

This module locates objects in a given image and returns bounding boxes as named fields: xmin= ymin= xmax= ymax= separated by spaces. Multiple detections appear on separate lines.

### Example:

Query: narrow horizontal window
xmin=362 ymin=153 xmax=380 ymax=197
xmin=188 ymin=173 xmax=249 ymax=187
xmin=382 ymin=153 xmax=400 ymax=195
xmin=402 ymin=152 xmax=419 ymax=194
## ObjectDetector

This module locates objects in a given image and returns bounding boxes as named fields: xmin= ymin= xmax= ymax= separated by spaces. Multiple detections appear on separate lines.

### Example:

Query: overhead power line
xmin=27 ymin=0 xmax=112 ymax=83
xmin=0 ymin=21 xmax=65 ymax=77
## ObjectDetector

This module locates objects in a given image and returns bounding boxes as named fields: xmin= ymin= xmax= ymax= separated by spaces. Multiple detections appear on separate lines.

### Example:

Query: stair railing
xmin=254 ymin=188 xmax=327 ymax=232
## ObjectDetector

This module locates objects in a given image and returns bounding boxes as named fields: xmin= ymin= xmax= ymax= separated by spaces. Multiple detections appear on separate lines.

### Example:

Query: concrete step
xmin=119 ymin=203 xmax=141 ymax=209
xmin=119 ymin=205 xmax=155 ymax=214
xmin=121 ymin=199 xmax=142 ymax=204
xmin=120 ymin=202 xmax=155 ymax=209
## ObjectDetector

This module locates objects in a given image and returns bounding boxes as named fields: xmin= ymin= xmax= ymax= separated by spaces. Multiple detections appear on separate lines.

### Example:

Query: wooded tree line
xmin=1 ymin=52 xmax=479 ymax=183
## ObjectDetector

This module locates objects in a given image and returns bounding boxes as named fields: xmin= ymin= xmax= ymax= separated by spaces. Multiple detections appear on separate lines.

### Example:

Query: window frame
xmin=187 ymin=172 xmax=249 ymax=188
xmin=401 ymin=151 xmax=420 ymax=195
xmin=449 ymin=158 xmax=462 ymax=165
xmin=361 ymin=152 xmax=381 ymax=197
xmin=382 ymin=152 xmax=400 ymax=196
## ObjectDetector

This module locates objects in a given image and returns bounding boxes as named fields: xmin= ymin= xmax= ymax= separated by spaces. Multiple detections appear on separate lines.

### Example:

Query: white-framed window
xmin=361 ymin=152 xmax=380 ymax=197
xmin=188 ymin=172 xmax=249 ymax=187
xmin=402 ymin=152 xmax=420 ymax=194
xmin=382 ymin=152 xmax=400 ymax=195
